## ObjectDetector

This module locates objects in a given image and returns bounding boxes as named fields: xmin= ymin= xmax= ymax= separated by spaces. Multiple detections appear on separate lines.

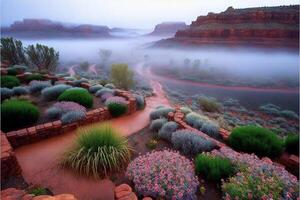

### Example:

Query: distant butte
xmin=154 ymin=5 xmax=299 ymax=49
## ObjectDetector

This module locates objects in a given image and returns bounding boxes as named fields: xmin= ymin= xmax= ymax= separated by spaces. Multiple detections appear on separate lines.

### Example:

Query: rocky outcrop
xmin=155 ymin=5 xmax=299 ymax=48
xmin=2 ymin=19 xmax=111 ymax=38
xmin=149 ymin=22 xmax=187 ymax=36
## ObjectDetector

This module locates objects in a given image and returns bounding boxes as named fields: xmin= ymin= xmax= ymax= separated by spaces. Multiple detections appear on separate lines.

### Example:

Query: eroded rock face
xmin=149 ymin=22 xmax=188 ymax=36
xmin=158 ymin=5 xmax=299 ymax=48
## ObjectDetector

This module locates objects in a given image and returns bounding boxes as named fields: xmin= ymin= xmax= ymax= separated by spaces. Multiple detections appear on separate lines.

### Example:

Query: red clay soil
xmin=14 ymin=65 xmax=170 ymax=200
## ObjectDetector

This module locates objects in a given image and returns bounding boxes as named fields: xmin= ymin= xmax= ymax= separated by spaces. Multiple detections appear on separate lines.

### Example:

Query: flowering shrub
xmin=61 ymin=110 xmax=86 ymax=124
xmin=171 ymin=129 xmax=217 ymax=155
xmin=211 ymin=147 xmax=299 ymax=199
xmin=150 ymin=118 xmax=167 ymax=132
xmin=1 ymin=87 xmax=13 ymax=100
xmin=89 ymin=84 xmax=103 ymax=93
xmin=134 ymin=94 xmax=145 ymax=110
xmin=126 ymin=150 xmax=199 ymax=199
xmin=12 ymin=86 xmax=29 ymax=96
xmin=149 ymin=107 xmax=175 ymax=120
xmin=222 ymin=167 xmax=284 ymax=200
xmin=158 ymin=121 xmax=178 ymax=141
xmin=29 ymin=80 xmax=51 ymax=93
xmin=95 ymin=88 xmax=115 ymax=97
xmin=41 ymin=84 xmax=72 ymax=101
xmin=101 ymin=93 xmax=114 ymax=102
xmin=50 ymin=101 xmax=86 ymax=113
xmin=228 ymin=126 xmax=284 ymax=158
xmin=104 ymin=96 xmax=127 ymax=106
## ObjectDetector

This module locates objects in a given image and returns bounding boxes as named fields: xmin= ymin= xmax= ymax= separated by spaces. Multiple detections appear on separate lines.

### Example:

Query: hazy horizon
xmin=1 ymin=0 xmax=299 ymax=29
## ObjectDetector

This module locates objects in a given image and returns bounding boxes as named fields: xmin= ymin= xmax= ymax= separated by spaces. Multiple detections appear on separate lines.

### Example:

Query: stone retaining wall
xmin=1 ymin=132 xmax=22 ymax=182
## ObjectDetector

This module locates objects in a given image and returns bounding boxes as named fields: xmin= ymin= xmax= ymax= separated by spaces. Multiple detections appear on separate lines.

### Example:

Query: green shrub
xmin=28 ymin=187 xmax=49 ymax=196
xmin=25 ymin=74 xmax=43 ymax=83
xmin=1 ymin=75 xmax=20 ymax=88
xmin=58 ymin=88 xmax=93 ymax=108
xmin=61 ymin=124 xmax=132 ymax=178
xmin=195 ymin=154 xmax=235 ymax=182
xmin=107 ymin=102 xmax=127 ymax=117
xmin=228 ymin=126 xmax=284 ymax=158
xmin=198 ymin=96 xmax=222 ymax=112
xmin=7 ymin=68 xmax=18 ymax=75
xmin=1 ymin=99 xmax=39 ymax=132
xmin=285 ymin=134 xmax=299 ymax=155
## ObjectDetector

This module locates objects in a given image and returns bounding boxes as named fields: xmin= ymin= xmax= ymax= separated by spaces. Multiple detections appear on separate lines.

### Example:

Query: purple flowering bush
xmin=104 ymin=96 xmax=127 ymax=106
xmin=51 ymin=101 xmax=87 ymax=113
xmin=126 ymin=150 xmax=199 ymax=199
xmin=101 ymin=93 xmax=114 ymax=102
xmin=211 ymin=147 xmax=299 ymax=200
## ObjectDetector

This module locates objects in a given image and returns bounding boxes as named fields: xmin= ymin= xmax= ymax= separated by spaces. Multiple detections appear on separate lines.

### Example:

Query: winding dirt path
xmin=15 ymin=63 xmax=169 ymax=200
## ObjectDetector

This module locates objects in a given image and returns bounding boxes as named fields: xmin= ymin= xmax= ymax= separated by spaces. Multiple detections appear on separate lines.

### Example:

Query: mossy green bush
xmin=107 ymin=102 xmax=127 ymax=117
xmin=25 ymin=74 xmax=44 ymax=83
xmin=195 ymin=154 xmax=235 ymax=182
xmin=1 ymin=75 xmax=20 ymax=88
xmin=58 ymin=88 xmax=93 ymax=108
xmin=1 ymin=99 xmax=40 ymax=132
xmin=285 ymin=134 xmax=299 ymax=155
xmin=61 ymin=124 xmax=132 ymax=178
xmin=228 ymin=126 xmax=284 ymax=158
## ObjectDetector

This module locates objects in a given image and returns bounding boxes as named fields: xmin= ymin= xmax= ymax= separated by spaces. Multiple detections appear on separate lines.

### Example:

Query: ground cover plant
xmin=1 ymin=99 xmax=40 ymax=132
xmin=1 ymin=75 xmax=20 ymax=88
xmin=126 ymin=150 xmax=199 ymax=199
xmin=58 ymin=88 xmax=93 ymax=108
xmin=228 ymin=125 xmax=284 ymax=158
xmin=61 ymin=124 xmax=132 ymax=178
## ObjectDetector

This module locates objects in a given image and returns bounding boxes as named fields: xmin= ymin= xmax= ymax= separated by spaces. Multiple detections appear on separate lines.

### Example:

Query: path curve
xmin=15 ymin=63 xmax=169 ymax=200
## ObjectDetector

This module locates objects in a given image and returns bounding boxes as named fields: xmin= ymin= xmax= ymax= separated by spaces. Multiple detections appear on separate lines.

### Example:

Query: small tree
xmin=110 ymin=64 xmax=134 ymax=90
xmin=0 ymin=37 xmax=27 ymax=65
xmin=26 ymin=44 xmax=59 ymax=73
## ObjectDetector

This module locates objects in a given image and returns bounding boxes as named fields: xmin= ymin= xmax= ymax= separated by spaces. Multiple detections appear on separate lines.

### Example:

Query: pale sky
xmin=1 ymin=0 xmax=299 ymax=29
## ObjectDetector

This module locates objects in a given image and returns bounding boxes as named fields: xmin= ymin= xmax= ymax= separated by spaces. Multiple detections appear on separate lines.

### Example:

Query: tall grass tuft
xmin=60 ymin=123 xmax=132 ymax=178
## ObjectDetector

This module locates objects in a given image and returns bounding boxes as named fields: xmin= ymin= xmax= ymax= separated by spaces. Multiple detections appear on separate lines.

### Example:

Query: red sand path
xmin=14 ymin=64 xmax=170 ymax=200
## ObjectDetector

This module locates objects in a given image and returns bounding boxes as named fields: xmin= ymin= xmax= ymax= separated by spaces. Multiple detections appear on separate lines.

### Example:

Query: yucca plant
xmin=60 ymin=124 xmax=133 ymax=178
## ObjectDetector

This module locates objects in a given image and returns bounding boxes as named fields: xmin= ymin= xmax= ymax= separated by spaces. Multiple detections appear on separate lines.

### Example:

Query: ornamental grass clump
xmin=89 ymin=84 xmax=103 ymax=94
xmin=171 ymin=129 xmax=217 ymax=155
xmin=12 ymin=86 xmax=29 ymax=96
xmin=29 ymin=80 xmax=51 ymax=93
xmin=198 ymin=96 xmax=222 ymax=112
xmin=228 ymin=126 xmax=284 ymax=158
xmin=58 ymin=88 xmax=93 ymax=108
xmin=1 ymin=75 xmax=20 ymax=88
xmin=61 ymin=111 xmax=86 ymax=125
xmin=195 ymin=154 xmax=235 ymax=182
xmin=61 ymin=124 xmax=132 ymax=178
xmin=1 ymin=99 xmax=40 ymax=132
xmin=1 ymin=87 xmax=13 ymax=100
xmin=133 ymin=94 xmax=145 ymax=110
xmin=126 ymin=150 xmax=199 ymax=199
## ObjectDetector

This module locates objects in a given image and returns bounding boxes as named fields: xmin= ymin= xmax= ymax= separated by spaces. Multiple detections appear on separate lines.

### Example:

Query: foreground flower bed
xmin=126 ymin=150 xmax=199 ymax=199
xmin=211 ymin=147 xmax=299 ymax=200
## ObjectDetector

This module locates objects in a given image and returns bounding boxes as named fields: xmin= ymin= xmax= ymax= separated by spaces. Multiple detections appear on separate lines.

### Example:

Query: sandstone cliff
xmin=155 ymin=5 xmax=299 ymax=48
xmin=149 ymin=22 xmax=188 ymax=36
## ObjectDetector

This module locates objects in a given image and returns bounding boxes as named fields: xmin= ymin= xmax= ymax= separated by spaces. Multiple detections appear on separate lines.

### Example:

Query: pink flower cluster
xmin=105 ymin=96 xmax=127 ymax=106
xmin=126 ymin=149 xmax=199 ymax=200
xmin=211 ymin=147 xmax=299 ymax=199
xmin=52 ymin=101 xmax=87 ymax=113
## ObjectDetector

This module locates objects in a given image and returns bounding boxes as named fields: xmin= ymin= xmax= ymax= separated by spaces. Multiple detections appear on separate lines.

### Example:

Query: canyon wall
xmin=156 ymin=5 xmax=299 ymax=48
xmin=149 ymin=22 xmax=188 ymax=36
